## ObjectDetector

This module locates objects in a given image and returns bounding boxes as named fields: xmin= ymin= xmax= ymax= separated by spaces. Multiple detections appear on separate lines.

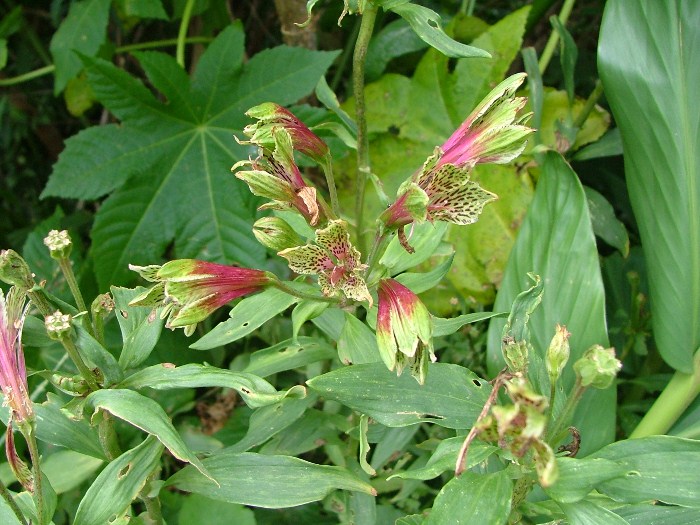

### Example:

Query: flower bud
xmin=253 ymin=216 xmax=303 ymax=252
xmin=43 ymin=229 xmax=73 ymax=260
xmin=0 ymin=249 xmax=34 ymax=290
xmin=573 ymin=345 xmax=622 ymax=389
xmin=503 ymin=337 xmax=529 ymax=375
xmin=91 ymin=293 xmax=115 ymax=316
xmin=546 ymin=324 xmax=571 ymax=384
xmin=45 ymin=310 xmax=73 ymax=341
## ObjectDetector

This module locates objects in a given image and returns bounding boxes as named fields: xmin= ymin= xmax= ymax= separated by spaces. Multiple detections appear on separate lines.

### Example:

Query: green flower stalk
xmin=45 ymin=310 xmax=99 ymax=391
xmin=279 ymin=220 xmax=372 ymax=305
xmin=376 ymin=278 xmax=435 ymax=384
xmin=130 ymin=260 xmax=275 ymax=336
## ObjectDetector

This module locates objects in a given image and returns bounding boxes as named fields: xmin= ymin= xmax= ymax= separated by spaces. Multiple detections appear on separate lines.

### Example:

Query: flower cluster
xmin=0 ymin=287 xmax=32 ymax=423
xmin=380 ymin=74 xmax=533 ymax=247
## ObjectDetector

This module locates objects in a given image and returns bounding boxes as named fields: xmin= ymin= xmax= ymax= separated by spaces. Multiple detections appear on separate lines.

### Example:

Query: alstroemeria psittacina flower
xmin=233 ymin=127 xmax=322 ymax=225
xmin=129 ymin=260 xmax=274 ymax=336
xmin=241 ymin=102 xmax=329 ymax=164
xmin=0 ymin=287 xmax=32 ymax=423
xmin=279 ymin=220 xmax=372 ymax=305
xmin=376 ymin=279 xmax=435 ymax=384
xmin=380 ymin=73 xmax=533 ymax=233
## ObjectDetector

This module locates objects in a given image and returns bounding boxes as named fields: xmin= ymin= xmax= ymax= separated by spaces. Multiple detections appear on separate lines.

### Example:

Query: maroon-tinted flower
xmin=130 ymin=260 xmax=274 ymax=336
xmin=376 ymin=279 xmax=435 ymax=384
xmin=242 ymin=102 xmax=329 ymax=164
xmin=0 ymin=287 xmax=32 ymax=423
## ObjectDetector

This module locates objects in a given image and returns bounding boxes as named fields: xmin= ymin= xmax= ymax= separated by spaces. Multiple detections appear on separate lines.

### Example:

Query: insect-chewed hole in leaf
xmin=419 ymin=414 xmax=445 ymax=421
xmin=120 ymin=310 xmax=128 ymax=318
xmin=473 ymin=379 xmax=483 ymax=387
xmin=242 ymin=322 xmax=249 ymax=327
xmin=388 ymin=125 xmax=400 ymax=136
xmin=117 ymin=464 xmax=132 ymax=479
xmin=108 ymin=514 xmax=119 ymax=524
xmin=428 ymin=18 xmax=438 ymax=28
xmin=241 ymin=388 xmax=251 ymax=395
xmin=148 ymin=310 xmax=157 ymax=323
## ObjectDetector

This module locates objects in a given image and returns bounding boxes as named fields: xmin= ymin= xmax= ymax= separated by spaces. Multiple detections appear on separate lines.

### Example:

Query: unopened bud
xmin=253 ymin=216 xmax=303 ymax=252
xmin=546 ymin=324 xmax=571 ymax=383
xmin=573 ymin=345 xmax=622 ymax=389
xmin=0 ymin=249 xmax=34 ymax=290
xmin=43 ymin=229 xmax=72 ymax=260
xmin=503 ymin=337 xmax=529 ymax=374
xmin=91 ymin=293 xmax=115 ymax=316
xmin=45 ymin=310 xmax=73 ymax=340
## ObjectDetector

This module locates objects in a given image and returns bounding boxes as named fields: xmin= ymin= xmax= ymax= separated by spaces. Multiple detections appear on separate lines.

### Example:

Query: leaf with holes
xmin=73 ymin=436 xmax=163 ymax=525
xmin=42 ymin=23 xmax=339 ymax=288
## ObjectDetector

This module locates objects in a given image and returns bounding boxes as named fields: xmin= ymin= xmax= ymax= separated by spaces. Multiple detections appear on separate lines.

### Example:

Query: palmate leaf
xmin=43 ymin=23 xmax=339 ymax=289
xmin=598 ymin=1 xmax=700 ymax=372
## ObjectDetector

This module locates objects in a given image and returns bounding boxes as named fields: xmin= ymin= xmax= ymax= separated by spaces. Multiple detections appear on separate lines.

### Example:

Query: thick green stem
xmin=573 ymin=80 xmax=604 ymax=129
xmin=176 ymin=0 xmax=197 ymax=68
xmin=22 ymin=425 xmax=45 ymax=525
xmin=57 ymin=259 xmax=88 ymax=314
xmin=631 ymin=349 xmax=700 ymax=438
xmin=353 ymin=6 xmax=378 ymax=252
xmin=546 ymin=378 xmax=585 ymax=444
xmin=27 ymin=288 xmax=52 ymax=318
xmin=272 ymin=280 xmax=341 ymax=304
xmin=538 ymin=0 xmax=576 ymax=75
xmin=0 ymin=477 xmax=27 ymax=525
xmin=321 ymin=155 xmax=340 ymax=218
xmin=60 ymin=338 xmax=100 ymax=391
xmin=363 ymin=228 xmax=390 ymax=282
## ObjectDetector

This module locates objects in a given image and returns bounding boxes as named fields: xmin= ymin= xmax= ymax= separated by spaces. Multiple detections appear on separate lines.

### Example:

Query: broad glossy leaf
xmin=178 ymin=495 xmax=255 ymax=525
xmin=112 ymin=286 xmax=164 ymax=369
xmin=573 ymin=128 xmax=622 ymax=161
xmin=395 ymin=252 xmax=453 ymax=294
xmin=425 ymin=470 xmax=512 ymax=525
xmin=73 ymin=437 xmax=163 ymax=525
xmin=0 ymin=496 xmax=23 ymax=525
xmin=433 ymin=311 xmax=506 ymax=337
xmin=49 ymin=0 xmax=111 ymax=94
xmin=118 ymin=363 xmax=305 ymax=408
xmin=73 ymin=324 xmax=123 ymax=385
xmin=191 ymin=287 xmax=299 ymax=349
xmin=44 ymin=25 xmax=339 ymax=288
xmin=337 ymin=313 xmax=382 ymax=365
xmin=615 ymin=504 xmax=700 ymax=525
xmin=166 ymin=451 xmax=376 ymax=508
xmin=486 ymin=152 xmax=614 ymax=456
xmin=307 ymin=363 xmax=490 ymax=429
xmin=85 ymin=389 xmax=213 ymax=481
xmin=42 ymin=451 xmax=103 ymax=494
xmin=380 ymin=222 xmax=448 ymax=273
xmin=559 ymin=500 xmax=629 ymax=525
xmin=599 ymin=1 xmax=700 ymax=372
xmin=589 ymin=436 xmax=700 ymax=507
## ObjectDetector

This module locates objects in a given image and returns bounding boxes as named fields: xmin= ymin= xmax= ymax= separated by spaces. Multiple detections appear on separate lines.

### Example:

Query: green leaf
xmin=191 ymin=287 xmax=299 ymax=349
xmin=550 ymin=15 xmax=578 ymax=105
xmin=544 ymin=457 xmax=628 ymax=504
xmin=522 ymin=47 xmax=544 ymax=144
xmin=338 ymin=313 xmax=382 ymax=365
xmin=178 ymin=494 xmax=256 ymax=525
xmin=118 ymin=363 xmax=305 ymax=408
xmin=42 ymin=451 xmax=103 ymax=494
xmin=584 ymin=186 xmax=629 ymax=257
xmin=486 ymin=152 xmax=614 ymax=456
xmin=365 ymin=18 xmax=426 ymax=80
xmin=73 ymin=437 xmax=163 ymax=525
xmin=226 ymin=397 xmax=312 ymax=453
xmin=85 ymin=389 xmax=214 ymax=482
xmin=73 ymin=323 xmax=124 ymax=386
xmin=573 ymin=128 xmax=622 ymax=161
xmin=424 ymin=470 xmax=512 ymax=525
xmin=33 ymin=397 xmax=105 ymax=459
xmin=395 ymin=252 xmax=453 ymax=294
xmin=242 ymin=336 xmax=336 ymax=378
xmin=291 ymin=300 xmax=329 ymax=341
xmin=116 ymin=0 xmax=169 ymax=20
xmin=307 ymin=363 xmax=490 ymax=429
xmin=112 ymin=286 xmax=164 ymax=369
xmin=380 ymin=222 xmax=448 ymax=273
xmin=44 ymin=25 xmax=339 ymax=288
xmin=387 ymin=3 xmax=490 ymax=59
xmin=599 ymin=0 xmax=700 ymax=372
xmin=589 ymin=436 xmax=700 ymax=507
xmin=49 ymin=0 xmax=112 ymax=94
xmin=0 ymin=495 xmax=23 ymax=525
xmin=166 ymin=451 xmax=376 ymax=508
xmin=615 ymin=504 xmax=700 ymax=525
xmin=433 ymin=312 xmax=507 ymax=337
xmin=559 ymin=500 xmax=629 ymax=525
xmin=389 ymin=437 xmax=496 ymax=481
